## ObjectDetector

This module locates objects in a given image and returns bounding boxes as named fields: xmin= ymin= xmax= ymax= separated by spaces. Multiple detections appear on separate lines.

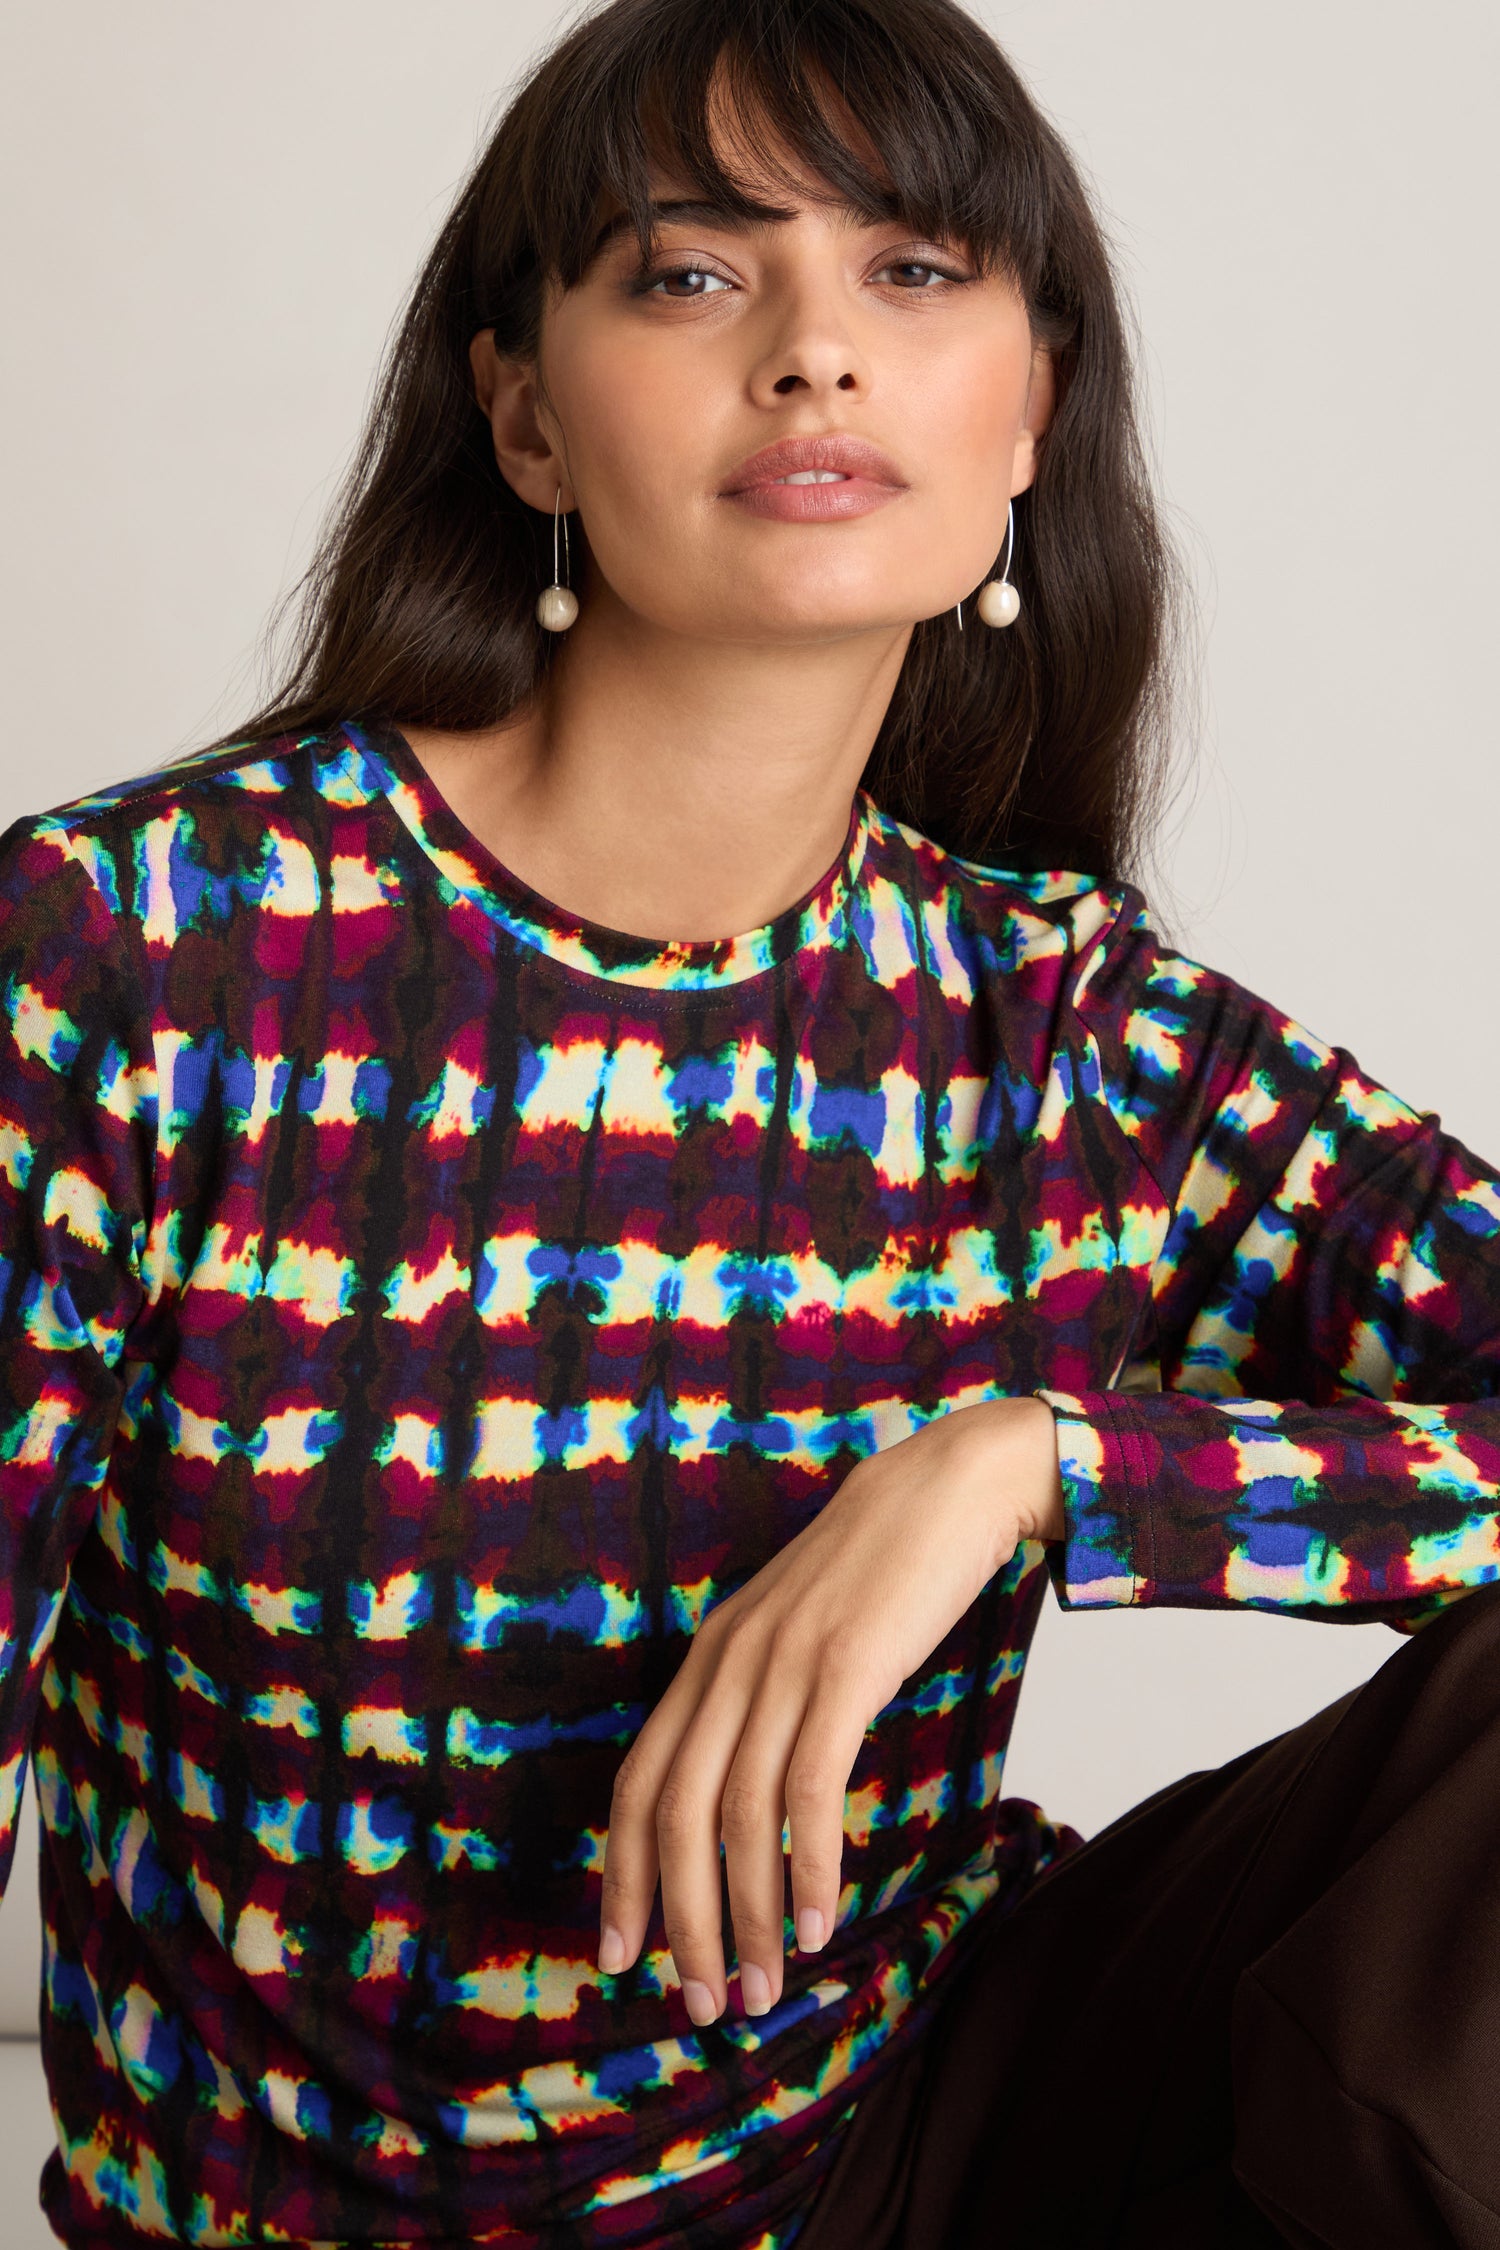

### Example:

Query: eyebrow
xmin=585 ymin=194 xmax=880 ymax=268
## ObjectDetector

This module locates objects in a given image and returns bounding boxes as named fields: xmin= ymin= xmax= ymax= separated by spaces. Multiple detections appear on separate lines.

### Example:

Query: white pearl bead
xmin=536 ymin=584 xmax=579 ymax=631
xmin=976 ymin=578 xmax=1020 ymax=628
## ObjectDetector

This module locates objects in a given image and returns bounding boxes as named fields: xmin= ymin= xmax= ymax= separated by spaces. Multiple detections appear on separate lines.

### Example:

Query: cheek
xmin=553 ymin=336 xmax=717 ymax=534
xmin=909 ymin=350 xmax=1028 ymax=572
xmin=914 ymin=338 xmax=1026 ymax=489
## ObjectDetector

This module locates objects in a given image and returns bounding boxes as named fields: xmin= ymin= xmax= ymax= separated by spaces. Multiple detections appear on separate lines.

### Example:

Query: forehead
xmin=699 ymin=50 xmax=889 ymax=179
xmin=580 ymin=57 xmax=900 ymax=259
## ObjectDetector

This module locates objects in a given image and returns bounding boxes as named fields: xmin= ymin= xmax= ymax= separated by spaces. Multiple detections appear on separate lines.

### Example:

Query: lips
xmin=720 ymin=433 xmax=907 ymax=495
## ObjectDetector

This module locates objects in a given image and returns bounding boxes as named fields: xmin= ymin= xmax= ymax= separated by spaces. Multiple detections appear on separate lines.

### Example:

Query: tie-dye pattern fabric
xmin=0 ymin=718 xmax=1495 ymax=2248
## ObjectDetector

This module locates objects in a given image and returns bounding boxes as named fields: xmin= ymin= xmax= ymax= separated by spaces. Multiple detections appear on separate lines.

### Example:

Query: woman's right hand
xmin=597 ymin=1393 xmax=1063 ymax=2023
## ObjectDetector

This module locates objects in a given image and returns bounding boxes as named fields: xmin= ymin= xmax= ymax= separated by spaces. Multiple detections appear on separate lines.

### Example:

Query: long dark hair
xmin=223 ymin=0 xmax=1191 ymax=885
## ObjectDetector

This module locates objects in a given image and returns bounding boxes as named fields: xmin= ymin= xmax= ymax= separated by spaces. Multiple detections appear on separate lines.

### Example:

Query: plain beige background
xmin=0 ymin=3 xmax=1495 ymax=2215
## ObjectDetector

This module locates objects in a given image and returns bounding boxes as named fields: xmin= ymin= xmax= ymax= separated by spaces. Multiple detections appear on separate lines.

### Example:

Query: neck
xmin=401 ymin=585 xmax=913 ymax=943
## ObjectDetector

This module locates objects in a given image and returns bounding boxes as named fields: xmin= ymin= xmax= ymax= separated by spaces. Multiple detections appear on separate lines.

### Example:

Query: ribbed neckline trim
xmin=340 ymin=718 xmax=872 ymax=994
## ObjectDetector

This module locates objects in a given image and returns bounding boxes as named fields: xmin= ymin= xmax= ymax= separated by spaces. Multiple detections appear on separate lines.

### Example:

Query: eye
xmin=873 ymin=257 xmax=969 ymax=290
xmin=633 ymin=264 xmax=735 ymax=300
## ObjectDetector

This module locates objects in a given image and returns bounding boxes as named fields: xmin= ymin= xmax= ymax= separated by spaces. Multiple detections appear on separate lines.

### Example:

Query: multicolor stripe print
xmin=0 ymin=719 xmax=1495 ymax=2247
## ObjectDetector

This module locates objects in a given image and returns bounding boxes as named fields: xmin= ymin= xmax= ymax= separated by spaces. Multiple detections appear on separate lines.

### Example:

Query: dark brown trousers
xmin=796 ymin=1580 xmax=1500 ymax=2250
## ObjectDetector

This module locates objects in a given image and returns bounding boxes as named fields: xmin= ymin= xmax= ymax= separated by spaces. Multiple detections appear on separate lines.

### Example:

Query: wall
xmin=0 ymin=0 xmax=1494 ymax=2028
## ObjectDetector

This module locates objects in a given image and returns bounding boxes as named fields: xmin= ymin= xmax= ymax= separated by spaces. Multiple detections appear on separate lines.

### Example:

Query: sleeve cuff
xmin=1032 ymin=1386 xmax=1153 ymax=1609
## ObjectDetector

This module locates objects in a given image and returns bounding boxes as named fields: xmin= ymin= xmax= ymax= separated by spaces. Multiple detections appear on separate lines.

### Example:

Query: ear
xmin=467 ymin=330 xmax=578 ymax=514
xmin=1009 ymin=340 xmax=1057 ymax=499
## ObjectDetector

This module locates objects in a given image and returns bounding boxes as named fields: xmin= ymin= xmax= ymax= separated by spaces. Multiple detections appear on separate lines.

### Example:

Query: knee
xmin=1361 ymin=1576 xmax=1500 ymax=1758
xmin=1395 ymin=1576 xmax=1500 ymax=1665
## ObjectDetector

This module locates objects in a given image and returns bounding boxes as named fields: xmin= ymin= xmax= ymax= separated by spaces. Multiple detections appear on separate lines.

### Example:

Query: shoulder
xmin=12 ymin=727 xmax=333 ymax=850
xmin=857 ymin=797 xmax=1279 ymax=1060
xmin=856 ymin=803 xmax=1431 ymax=1168
xmin=858 ymin=795 xmax=1147 ymax=991
xmin=0 ymin=725 xmax=364 ymax=930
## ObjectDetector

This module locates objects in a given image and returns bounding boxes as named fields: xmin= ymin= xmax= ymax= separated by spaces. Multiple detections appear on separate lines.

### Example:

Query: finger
xmin=655 ymin=1675 xmax=757 ymax=2028
xmin=720 ymin=1680 xmax=809 ymax=2018
xmin=785 ymin=1691 xmax=869 ymax=1958
xmin=599 ymin=1665 xmax=706 ymax=1975
xmin=599 ymin=1746 xmax=665 ymax=1976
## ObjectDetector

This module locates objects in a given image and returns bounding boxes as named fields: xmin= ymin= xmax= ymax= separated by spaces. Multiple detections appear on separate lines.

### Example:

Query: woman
xmin=3 ymin=0 xmax=1496 ymax=2244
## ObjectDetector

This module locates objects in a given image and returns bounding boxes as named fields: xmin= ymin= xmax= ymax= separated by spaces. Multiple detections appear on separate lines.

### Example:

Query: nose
xmin=773 ymin=366 xmax=860 ymax=395
xmin=747 ymin=277 xmax=871 ymax=406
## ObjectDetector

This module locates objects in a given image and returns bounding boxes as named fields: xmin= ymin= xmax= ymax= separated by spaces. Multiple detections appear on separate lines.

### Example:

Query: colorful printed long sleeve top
xmin=2 ymin=721 xmax=1497 ymax=2250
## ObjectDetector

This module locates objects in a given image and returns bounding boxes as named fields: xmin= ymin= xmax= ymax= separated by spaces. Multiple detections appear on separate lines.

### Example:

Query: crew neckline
xmin=341 ymin=718 xmax=873 ymax=995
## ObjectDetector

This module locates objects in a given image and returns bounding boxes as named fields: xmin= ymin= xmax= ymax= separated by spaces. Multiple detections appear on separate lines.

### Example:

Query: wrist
xmin=950 ymin=1394 xmax=1066 ymax=1555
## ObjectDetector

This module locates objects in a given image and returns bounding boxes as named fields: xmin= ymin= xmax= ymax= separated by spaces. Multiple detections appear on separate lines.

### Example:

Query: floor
xmin=0 ymin=2041 xmax=63 ymax=2247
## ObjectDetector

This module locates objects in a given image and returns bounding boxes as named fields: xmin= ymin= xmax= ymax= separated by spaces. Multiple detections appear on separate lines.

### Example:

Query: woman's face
xmin=473 ymin=98 xmax=1054 ymax=648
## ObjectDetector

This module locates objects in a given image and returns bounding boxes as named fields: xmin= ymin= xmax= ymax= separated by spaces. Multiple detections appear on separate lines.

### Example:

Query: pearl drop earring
xmin=536 ymin=485 xmax=578 ymax=632
xmin=954 ymin=500 xmax=1021 ymax=631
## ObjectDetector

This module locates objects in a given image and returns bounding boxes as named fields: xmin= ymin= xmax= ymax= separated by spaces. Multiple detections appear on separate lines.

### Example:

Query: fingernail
xmin=740 ymin=1961 xmax=773 ymax=2016
xmin=598 ymin=1927 xmax=627 ymax=1975
xmin=681 ymin=1979 xmax=720 ymax=2026
xmin=796 ymin=1908 xmax=826 ymax=1953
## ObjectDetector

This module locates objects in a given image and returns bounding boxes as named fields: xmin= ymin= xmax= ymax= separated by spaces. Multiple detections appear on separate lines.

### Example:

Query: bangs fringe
xmin=482 ymin=0 xmax=1054 ymax=344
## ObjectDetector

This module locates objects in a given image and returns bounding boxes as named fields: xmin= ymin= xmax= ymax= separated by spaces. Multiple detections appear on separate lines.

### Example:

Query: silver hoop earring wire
xmin=954 ymin=500 xmax=1021 ymax=632
xmin=536 ymin=485 xmax=579 ymax=632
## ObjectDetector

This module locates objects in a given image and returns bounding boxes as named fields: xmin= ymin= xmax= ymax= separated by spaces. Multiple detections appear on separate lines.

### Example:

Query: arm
xmin=0 ymin=814 xmax=154 ymax=1890
xmin=1042 ymin=890 xmax=1499 ymax=1624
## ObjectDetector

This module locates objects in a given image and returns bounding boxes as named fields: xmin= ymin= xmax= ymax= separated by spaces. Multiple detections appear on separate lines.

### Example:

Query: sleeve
xmin=1037 ymin=885 xmax=1500 ymax=1628
xmin=0 ymin=814 xmax=155 ymax=1889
